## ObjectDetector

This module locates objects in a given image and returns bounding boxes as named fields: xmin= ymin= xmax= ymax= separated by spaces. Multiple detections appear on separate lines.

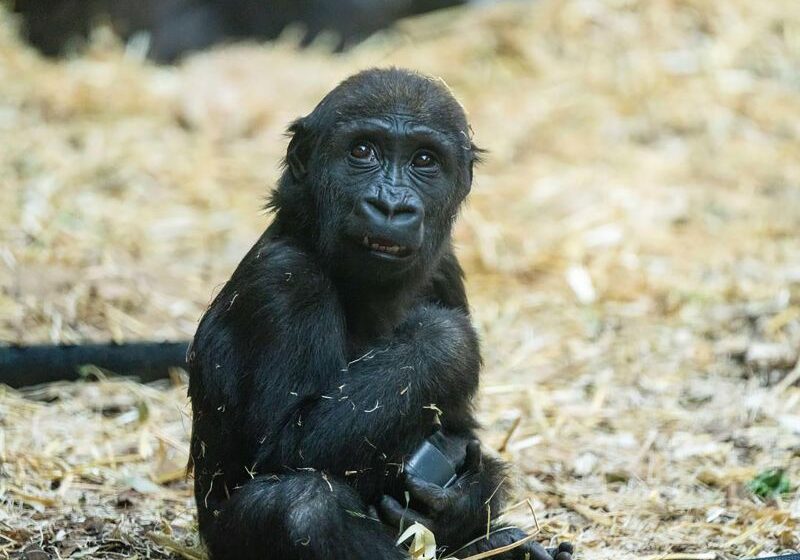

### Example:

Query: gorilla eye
xmin=411 ymin=151 xmax=438 ymax=169
xmin=350 ymin=143 xmax=375 ymax=160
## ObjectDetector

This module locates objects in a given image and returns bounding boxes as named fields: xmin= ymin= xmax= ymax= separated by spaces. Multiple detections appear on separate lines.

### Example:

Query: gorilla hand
xmin=379 ymin=441 xmax=485 ymax=547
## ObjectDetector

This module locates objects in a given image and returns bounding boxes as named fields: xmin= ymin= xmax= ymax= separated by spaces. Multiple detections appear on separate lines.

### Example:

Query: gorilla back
xmin=188 ymin=68 xmax=572 ymax=560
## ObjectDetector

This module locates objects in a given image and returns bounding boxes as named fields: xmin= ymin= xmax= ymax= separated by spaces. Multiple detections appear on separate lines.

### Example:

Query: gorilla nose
xmin=360 ymin=195 xmax=423 ymax=228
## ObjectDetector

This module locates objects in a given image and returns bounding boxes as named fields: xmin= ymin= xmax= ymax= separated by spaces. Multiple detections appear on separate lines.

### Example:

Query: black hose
xmin=0 ymin=341 xmax=190 ymax=388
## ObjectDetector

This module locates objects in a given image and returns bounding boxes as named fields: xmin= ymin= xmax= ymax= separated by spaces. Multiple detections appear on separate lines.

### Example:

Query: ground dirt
xmin=1 ymin=1 xmax=799 ymax=558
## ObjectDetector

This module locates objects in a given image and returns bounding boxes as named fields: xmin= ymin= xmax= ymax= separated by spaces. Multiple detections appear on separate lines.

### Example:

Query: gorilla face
xmin=279 ymin=68 xmax=480 ymax=284
xmin=332 ymin=114 xmax=468 ymax=273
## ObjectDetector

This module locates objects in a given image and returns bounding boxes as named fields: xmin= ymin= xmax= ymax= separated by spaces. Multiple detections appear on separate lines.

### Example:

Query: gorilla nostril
xmin=364 ymin=196 xmax=392 ymax=218
xmin=393 ymin=201 xmax=419 ymax=216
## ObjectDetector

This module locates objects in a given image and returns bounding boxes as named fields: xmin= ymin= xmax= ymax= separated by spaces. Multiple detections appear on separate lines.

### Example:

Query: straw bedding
xmin=1 ymin=1 xmax=799 ymax=558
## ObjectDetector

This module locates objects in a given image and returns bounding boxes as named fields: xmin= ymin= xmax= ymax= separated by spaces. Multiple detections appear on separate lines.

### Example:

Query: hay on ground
xmin=1 ymin=1 xmax=799 ymax=558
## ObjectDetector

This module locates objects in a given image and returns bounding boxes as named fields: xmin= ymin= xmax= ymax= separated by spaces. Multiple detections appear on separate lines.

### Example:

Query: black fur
xmin=188 ymin=68 xmax=570 ymax=560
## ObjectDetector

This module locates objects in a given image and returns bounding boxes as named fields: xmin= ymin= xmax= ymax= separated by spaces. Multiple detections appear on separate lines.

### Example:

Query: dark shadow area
xmin=11 ymin=0 xmax=468 ymax=62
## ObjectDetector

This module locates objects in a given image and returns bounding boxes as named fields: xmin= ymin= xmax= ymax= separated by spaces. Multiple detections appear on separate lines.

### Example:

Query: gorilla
xmin=188 ymin=68 xmax=574 ymax=560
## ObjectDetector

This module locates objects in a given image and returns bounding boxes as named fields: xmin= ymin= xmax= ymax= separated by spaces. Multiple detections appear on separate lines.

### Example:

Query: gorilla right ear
xmin=285 ymin=118 xmax=312 ymax=180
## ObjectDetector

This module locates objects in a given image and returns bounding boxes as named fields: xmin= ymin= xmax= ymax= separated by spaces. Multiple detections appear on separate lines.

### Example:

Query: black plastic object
xmin=0 ymin=341 xmax=189 ymax=388
xmin=405 ymin=431 xmax=468 ymax=488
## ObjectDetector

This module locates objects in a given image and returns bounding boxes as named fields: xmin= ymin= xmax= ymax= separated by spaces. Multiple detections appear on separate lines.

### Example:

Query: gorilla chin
xmin=338 ymin=233 xmax=421 ymax=283
xmin=345 ymin=219 xmax=425 ymax=268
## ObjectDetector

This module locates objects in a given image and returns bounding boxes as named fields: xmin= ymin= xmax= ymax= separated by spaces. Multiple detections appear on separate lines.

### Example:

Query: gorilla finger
xmin=556 ymin=542 xmax=574 ymax=555
xmin=545 ymin=542 xmax=574 ymax=560
xmin=463 ymin=440 xmax=483 ymax=473
xmin=378 ymin=495 xmax=429 ymax=529
xmin=404 ymin=473 xmax=448 ymax=511
xmin=524 ymin=541 xmax=557 ymax=560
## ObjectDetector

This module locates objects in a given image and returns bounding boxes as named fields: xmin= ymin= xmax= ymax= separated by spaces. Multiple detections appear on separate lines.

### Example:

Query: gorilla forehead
xmin=310 ymin=68 xmax=471 ymax=140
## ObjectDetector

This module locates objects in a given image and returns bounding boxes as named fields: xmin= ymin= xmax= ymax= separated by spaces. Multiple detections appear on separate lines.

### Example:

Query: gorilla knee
xmin=284 ymin=475 xmax=363 ymax=545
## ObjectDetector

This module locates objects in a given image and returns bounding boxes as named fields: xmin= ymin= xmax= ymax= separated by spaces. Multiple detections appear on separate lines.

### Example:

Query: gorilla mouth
xmin=360 ymin=235 xmax=413 ymax=258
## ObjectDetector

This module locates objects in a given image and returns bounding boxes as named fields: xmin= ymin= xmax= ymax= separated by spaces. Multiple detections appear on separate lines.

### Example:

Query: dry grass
xmin=1 ymin=1 xmax=800 ymax=558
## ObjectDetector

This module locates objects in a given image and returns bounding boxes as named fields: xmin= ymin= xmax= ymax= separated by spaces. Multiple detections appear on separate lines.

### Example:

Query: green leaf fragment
xmin=747 ymin=468 xmax=792 ymax=498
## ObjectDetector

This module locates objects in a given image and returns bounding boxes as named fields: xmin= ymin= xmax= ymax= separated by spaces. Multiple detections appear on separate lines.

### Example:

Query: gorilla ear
xmin=285 ymin=118 xmax=312 ymax=180
xmin=468 ymin=142 xmax=486 ymax=187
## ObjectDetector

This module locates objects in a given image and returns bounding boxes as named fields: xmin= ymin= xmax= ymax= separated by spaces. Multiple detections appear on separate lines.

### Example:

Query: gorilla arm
xmin=190 ymin=239 xmax=481 ymax=478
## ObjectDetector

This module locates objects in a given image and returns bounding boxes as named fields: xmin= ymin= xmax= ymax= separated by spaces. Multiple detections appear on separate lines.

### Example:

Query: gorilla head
xmin=269 ymin=68 xmax=481 ymax=285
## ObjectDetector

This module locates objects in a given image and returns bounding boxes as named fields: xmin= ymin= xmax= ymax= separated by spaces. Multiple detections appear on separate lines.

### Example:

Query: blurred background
xmin=1 ymin=1 xmax=799 ymax=558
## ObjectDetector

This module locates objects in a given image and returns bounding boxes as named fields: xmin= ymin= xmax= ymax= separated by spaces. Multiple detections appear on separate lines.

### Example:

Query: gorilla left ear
xmin=286 ymin=118 xmax=312 ymax=180
xmin=468 ymin=142 xmax=485 ymax=187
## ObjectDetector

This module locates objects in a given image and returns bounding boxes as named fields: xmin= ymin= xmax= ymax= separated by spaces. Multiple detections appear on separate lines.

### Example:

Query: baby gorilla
xmin=187 ymin=68 xmax=573 ymax=560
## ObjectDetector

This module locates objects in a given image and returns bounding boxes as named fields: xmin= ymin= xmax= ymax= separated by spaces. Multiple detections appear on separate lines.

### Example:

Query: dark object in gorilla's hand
xmin=187 ymin=68 xmax=572 ymax=560
xmin=405 ymin=430 xmax=467 ymax=488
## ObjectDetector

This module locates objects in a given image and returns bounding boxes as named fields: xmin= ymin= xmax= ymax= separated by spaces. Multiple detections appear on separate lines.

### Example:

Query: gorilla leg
xmin=204 ymin=472 xmax=406 ymax=560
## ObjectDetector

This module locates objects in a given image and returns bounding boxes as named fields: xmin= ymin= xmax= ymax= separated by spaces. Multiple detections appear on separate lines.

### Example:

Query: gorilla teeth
xmin=362 ymin=236 xmax=406 ymax=256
